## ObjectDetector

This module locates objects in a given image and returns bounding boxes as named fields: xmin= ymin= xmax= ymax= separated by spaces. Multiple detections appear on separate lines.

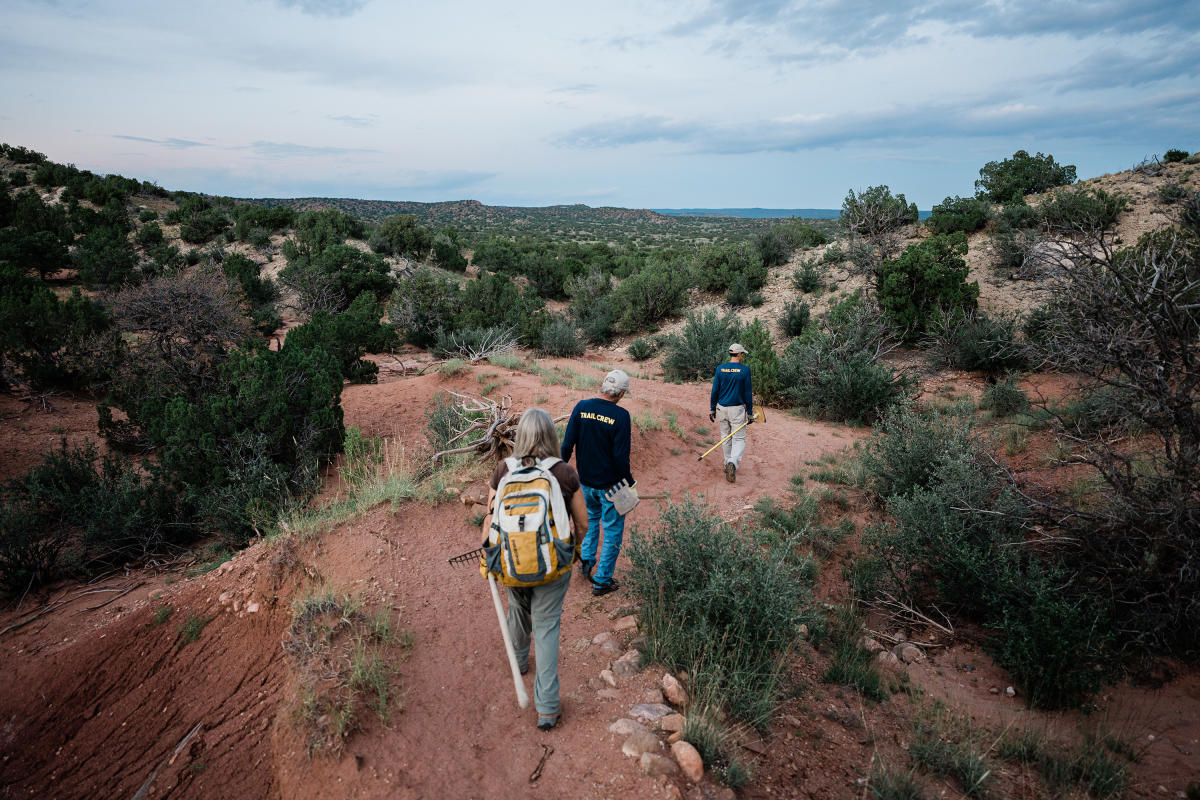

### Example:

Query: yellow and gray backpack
xmin=481 ymin=456 xmax=576 ymax=587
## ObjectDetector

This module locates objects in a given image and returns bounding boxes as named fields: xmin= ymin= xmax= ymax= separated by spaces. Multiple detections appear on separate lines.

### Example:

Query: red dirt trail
xmin=1 ymin=359 xmax=1197 ymax=799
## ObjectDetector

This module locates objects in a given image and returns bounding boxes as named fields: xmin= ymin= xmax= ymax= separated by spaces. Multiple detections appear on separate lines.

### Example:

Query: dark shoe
xmin=519 ymin=662 xmax=529 ymax=675
xmin=578 ymin=559 xmax=595 ymax=583
xmin=592 ymin=579 xmax=619 ymax=597
xmin=537 ymin=711 xmax=561 ymax=731
xmin=725 ymin=463 xmax=736 ymax=483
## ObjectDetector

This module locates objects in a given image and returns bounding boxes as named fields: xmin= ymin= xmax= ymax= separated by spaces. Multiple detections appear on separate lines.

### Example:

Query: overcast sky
xmin=2 ymin=0 xmax=1197 ymax=208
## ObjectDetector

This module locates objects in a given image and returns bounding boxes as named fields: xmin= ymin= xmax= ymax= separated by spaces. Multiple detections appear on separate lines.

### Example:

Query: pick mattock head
xmin=605 ymin=479 xmax=640 ymax=515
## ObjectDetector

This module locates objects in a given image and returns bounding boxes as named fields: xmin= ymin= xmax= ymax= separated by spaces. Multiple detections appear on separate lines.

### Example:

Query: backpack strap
xmin=536 ymin=456 xmax=561 ymax=471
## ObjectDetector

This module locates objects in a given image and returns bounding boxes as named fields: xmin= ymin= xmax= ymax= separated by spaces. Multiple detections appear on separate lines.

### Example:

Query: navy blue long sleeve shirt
xmin=710 ymin=361 xmax=753 ymax=416
xmin=560 ymin=397 xmax=634 ymax=490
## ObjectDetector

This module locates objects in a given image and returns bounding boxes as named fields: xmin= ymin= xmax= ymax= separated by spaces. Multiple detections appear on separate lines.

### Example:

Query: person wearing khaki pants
xmin=709 ymin=343 xmax=753 ymax=483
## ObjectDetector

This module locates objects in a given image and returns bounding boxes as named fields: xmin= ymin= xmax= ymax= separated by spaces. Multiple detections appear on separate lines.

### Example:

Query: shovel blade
xmin=605 ymin=480 xmax=640 ymax=515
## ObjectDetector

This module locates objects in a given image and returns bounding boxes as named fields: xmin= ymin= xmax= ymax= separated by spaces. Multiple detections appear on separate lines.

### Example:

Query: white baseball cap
xmin=728 ymin=343 xmax=747 ymax=354
xmin=601 ymin=369 xmax=630 ymax=394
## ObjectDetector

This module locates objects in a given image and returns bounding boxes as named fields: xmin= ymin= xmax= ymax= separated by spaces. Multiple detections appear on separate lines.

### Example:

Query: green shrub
xmin=926 ymin=195 xmax=991 ymax=235
xmin=754 ymin=228 xmax=791 ymax=267
xmin=877 ymin=232 xmax=978 ymax=340
xmin=781 ymin=299 xmax=810 ymax=337
xmin=662 ymin=309 xmax=741 ymax=382
xmin=975 ymin=150 xmax=1077 ymax=203
xmin=74 ymin=225 xmax=139 ymax=289
xmin=980 ymin=379 xmax=1028 ymax=417
xmin=1180 ymin=190 xmax=1200 ymax=237
xmin=841 ymin=185 xmax=919 ymax=245
xmin=1163 ymin=148 xmax=1190 ymax=163
xmin=284 ymin=292 xmax=396 ymax=383
xmin=693 ymin=242 xmax=766 ymax=293
xmin=628 ymin=497 xmax=813 ymax=723
xmin=627 ymin=337 xmax=656 ymax=361
xmin=988 ymin=563 xmax=1111 ymax=709
xmin=925 ymin=309 xmax=1027 ymax=377
xmin=740 ymin=319 xmax=780 ymax=405
xmin=538 ymin=314 xmax=584 ymax=357
xmin=566 ymin=267 xmax=615 ymax=344
xmin=611 ymin=258 xmax=691 ymax=334
xmin=1040 ymin=187 xmax=1129 ymax=235
xmin=389 ymin=268 xmax=460 ymax=348
xmin=860 ymin=406 xmax=979 ymax=499
xmin=1158 ymin=182 xmax=1189 ymax=204
xmin=780 ymin=220 xmax=829 ymax=249
xmin=376 ymin=214 xmax=432 ymax=258
xmin=791 ymin=259 xmax=824 ymax=293
xmin=779 ymin=296 xmax=911 ymax=424
xmin=457 ymin=272 xmax=548 ymax=347
xmin=0 ymin=440 xmax=178 ymax=591
xmin=822 ymin=606 xmax=890 ymax=702
xmin=0 ymin=265 xmax=115 ymax=390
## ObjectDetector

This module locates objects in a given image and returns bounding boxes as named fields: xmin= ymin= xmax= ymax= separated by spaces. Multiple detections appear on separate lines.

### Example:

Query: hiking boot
xmin=591 ymin=579 xmax=620 ymax=597
xmin=537 ymin=711 xmax=562 ymax=731
xmin=725 ymin=463 xmax=736 ymax=483
xmin=578 ymin=559 xmax=595 ymax=583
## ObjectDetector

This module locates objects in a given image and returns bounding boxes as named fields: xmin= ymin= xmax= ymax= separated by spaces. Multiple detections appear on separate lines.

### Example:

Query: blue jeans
xmin=580 ymin=484 xmax=626 ymax=586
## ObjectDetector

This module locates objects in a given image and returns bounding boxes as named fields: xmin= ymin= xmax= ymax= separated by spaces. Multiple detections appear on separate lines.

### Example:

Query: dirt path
xmin=2 ymin=359 xmax=1197 ymax=798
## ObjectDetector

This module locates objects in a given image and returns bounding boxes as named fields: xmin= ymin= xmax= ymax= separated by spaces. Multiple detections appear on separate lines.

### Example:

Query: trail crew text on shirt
xmin=579 ymin=412 xmax=615 ymax=425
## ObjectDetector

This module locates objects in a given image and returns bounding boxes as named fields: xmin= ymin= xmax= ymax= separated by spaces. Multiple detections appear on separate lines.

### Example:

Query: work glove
xmin=746 ymin=416 xmax=754 ymax=425
xmin=709 ymin=410 xmax=716 ymax=422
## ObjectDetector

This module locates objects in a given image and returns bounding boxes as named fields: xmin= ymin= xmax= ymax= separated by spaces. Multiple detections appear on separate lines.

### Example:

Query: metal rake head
xmin=448 ymin=547 xmax=485 ymax=566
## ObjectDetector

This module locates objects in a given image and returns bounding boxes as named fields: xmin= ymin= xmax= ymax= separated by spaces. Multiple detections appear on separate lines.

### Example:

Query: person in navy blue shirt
xmin=561 ymin=369 xmax=634 ymax=597
xmin=709 ymin=343 xmax=753 ymax=483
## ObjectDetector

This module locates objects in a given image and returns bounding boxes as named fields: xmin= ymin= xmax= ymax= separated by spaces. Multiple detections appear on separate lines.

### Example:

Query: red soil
xmin=1 ymin=358 xmax=1196 ymax=799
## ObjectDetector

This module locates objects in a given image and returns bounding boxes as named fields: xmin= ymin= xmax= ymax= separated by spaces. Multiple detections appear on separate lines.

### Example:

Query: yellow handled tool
xmin=697 ymin=423 xmax=747 ymax=461
xmin=697 ymin=407 xmax=765 ymax=461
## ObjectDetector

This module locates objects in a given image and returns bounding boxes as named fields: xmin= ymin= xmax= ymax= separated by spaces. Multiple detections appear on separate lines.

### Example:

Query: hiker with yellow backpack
xmin=481 ymin=408 xmax=588 ymax=731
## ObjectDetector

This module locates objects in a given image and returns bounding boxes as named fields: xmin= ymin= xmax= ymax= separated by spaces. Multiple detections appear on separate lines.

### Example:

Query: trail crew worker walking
xmin=561 ymin=369 xmax=634 ymax=597
xmin=482 ymin=408 xmax=589 ymax=731
xmin=710 ymin=343 xmax=753 ymax=483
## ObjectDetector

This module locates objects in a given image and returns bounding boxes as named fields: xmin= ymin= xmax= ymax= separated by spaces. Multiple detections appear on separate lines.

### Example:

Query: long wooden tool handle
xmin=488 ymin=573 xmax=530 ymax=709
xmin=697 ymin=422 xmax=749 ymax=461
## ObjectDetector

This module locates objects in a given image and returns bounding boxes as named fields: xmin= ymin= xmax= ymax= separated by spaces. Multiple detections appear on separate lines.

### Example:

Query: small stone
xmin=643 ymin=688 xmax=665 ymax=704
xmin=599 ymin=639 xmax=625 ymax=658
xmin=662 ymin=674 xmax=690 ymax=707
xmin=672 ymin=740 xmax=704 ymax=782
xmin=989 ymin=686 xmax=1000 ymax=695
xmin=893 ymin=643 xmax=925 ymax=664
xmin=592 ymin=631 xmax=616 ymax=646
xmin=860 ymin=636 xmax=884 ymax=653
xmin=609 ymin=719 xmax=649 ymax=737
xmin=630 ymin=636 xmax=647 ymax=652
xmin=640 ymin=752 xmax=680 ymax=778
xmin=798 ymin=623 xmax=809 ymax=638
xmin=622 ymin=730 xmax=662 ymax=758
xmin=629 ymin=703 xmax=674 ymax=722
xmin=659 ymin=713 xmax=685 ymax=733
xmin=600 ymin=669 xmax=617 ymax=688
xmin=876 ymin=650 xmax=902 ymax=671
xmin=665 ymin=785 xmax=684 ymax=800
xmin=246 ymin=601 xmax=260 ymax=613
xmin=668 ymin=731 xmax=682 ymax=744
xmin=612 ymin=650 xmax=643 ymax=678
xmin=781 ymin=714 xmax=804 ymax=728
xmin=1005 ymin=686 xmax=1016 ymax=697
xmin=597 ymin=689 xmax=622 ymax=701
xmin=218 ymin=591 xmax=232 ymax=606
xmin=614 ymin=615 xmax=638 ymax=632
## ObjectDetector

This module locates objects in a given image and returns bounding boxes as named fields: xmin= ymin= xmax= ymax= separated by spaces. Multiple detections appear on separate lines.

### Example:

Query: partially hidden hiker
xmin=561 ymin=369 xmax=635 ymax=597
xmin=482 ymin=408 xmax=588 ymax=731
xmin=710 ymin=342 xmax=753 ymax=483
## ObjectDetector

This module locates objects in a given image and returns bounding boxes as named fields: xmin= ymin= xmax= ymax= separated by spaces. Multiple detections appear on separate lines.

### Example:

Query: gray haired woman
xmin=482 ymin=408 xmax=588 ymax=730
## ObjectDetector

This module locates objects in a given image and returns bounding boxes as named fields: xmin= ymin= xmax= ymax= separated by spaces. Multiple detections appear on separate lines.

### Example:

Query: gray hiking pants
xmin=506 ymin=571 xmax=571 ymax=715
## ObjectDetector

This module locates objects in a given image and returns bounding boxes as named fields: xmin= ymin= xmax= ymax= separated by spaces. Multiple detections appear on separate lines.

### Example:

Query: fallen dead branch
xmin=431 ymin=392 xmax=568 ymax=465
xmin=132 ymin=722 xmax=204 ymax=800
xmin=863 ymin=592 xmax=955 ymax=638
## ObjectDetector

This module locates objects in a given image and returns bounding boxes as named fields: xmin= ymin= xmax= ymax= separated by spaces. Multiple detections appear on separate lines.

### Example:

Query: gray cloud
xmin=112 ymin=135 xmax=209 ymax=149
xmin=328 ymin=114 xmax=377 ymax=128
xmin=1053 ymin=39 xmax=1200 ymax=92
xmin=550 ymin=84 xmax=599 ymax=94
xmin=556 ymin=89 xmax=1200 ymax=155
xmin=248 ymin=141 xmax=378 ymax=158
xmin=275 ymin=0 xmax=368 ymax=18
xmin=668 ymin=0 xmax=1200 ymax=52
